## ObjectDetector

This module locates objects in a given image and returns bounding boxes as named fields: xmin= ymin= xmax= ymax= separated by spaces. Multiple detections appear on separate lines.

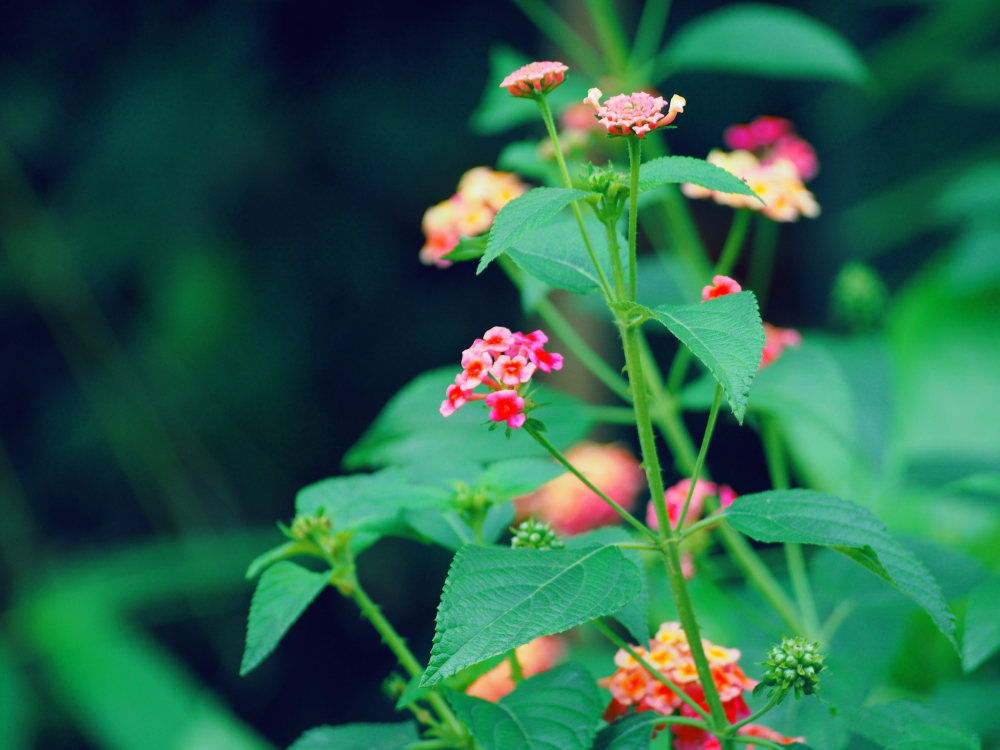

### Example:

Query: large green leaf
xmin=507 ymin=216 xmax=623 ymax=295
xmin=287 ymin=722 xmax=418 ymax=750
xmin=478 ymin=187 xmax=590 ymax=274
xmin=475 ymin=457 xmax=562 ymax=499
xmin=844 ymin=702 xmax=981 ymax=750
xmin=402 ymin=508 xmax=477 ymax=551
xmin=240 ymin=561 xmax=329 ymax=676
xmin=343 ymin=368 xmax=594 ymax=470
xmin=962 ymin=574 xmax=1000 ymax=672
xmin=639 ymin=156 xmax=759 ymax=201
xmin=724 ymin=490 xmax=957 ymax=648
xmin=592 ymin=712 xmax=661 ymax=750
xmin=421 ymin=545 xmax=642 ymax=685
xmin=470 ymin=46 xmax=590 ymax=135
xmin=449 ymin=663 xmax=603 ymax=750
xmin=658 ymin=4 xmax=869 ymax=86
xmin=649 ymin=291 xmax=764 ymax=423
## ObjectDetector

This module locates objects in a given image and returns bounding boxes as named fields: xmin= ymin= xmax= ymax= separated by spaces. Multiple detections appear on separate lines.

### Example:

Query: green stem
xmin=507 ymin=649 xmax=524 ymax=684
xmin=666 ymin=347 xmax=693 ymax=394
xmin=592 ymin=620 xmax=711 ymax=722
xmin=762 ymin=418 xmax=821 ymax=638
xmin=626 ymin=136 xmax=642 ymax=300
xmin=748 ymin=217 xmax=778 ymax=311
xmin=715 ymin=209 xmax=753 ymax=278
xmin=524 ymin=423 xmax=657 ymax=543
xmin=728 ymin=692 xmax=782 ymax=733
xmin=731 ymin=736 xmax=793 ymax=750
xmin=349 ymin=580 xmax=464 ymax=737
xmin=535 ymin=94 xmax=613 ymax=299
xmin=675 ymin=384 xmax=722 ymax=533
xmin=604 ymin=207 xmax=629 ymax=300
xmin=585 ymin=405 xmax=638 ymax=424
xmin=510 ymin=0 xmax=604 ymax=74
xmin=584 ymin=0 xmax=630 ymax=77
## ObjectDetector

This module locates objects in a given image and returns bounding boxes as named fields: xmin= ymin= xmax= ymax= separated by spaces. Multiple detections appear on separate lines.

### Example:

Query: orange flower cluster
xmin=419 ymin=167 xmax=527 ymax=268
xmin=465 ymin=635 xmax=565 ymax=702
xmin=600 ymin=622 xmax=802 ymax=750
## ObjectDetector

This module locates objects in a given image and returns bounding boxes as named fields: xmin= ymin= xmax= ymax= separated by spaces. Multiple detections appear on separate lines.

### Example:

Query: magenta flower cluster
xmin=440 ymin=327 xmax=563 ymax=429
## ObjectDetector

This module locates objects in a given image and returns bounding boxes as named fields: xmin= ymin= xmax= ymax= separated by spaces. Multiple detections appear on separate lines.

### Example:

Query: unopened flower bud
xmin=830 ymin=261 xmax=887 ymax=331
xmin=511 ymin=518 xmax=565 ymax=549
xmin=290 ymin=511 xmax=332 ymax=541
xmin=761 ymin=636 xmax=825 ymax=698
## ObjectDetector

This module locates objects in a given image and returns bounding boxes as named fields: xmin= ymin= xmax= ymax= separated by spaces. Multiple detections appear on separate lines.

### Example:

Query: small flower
xmin=492 ymin=354 xmax=536 ymax=387
xmin=510 ymin=518 xmax=565 ymax=549
xmin=585 ymin=89 xmax=686 ymax=138
xmin=465 ymin=636 xmax=565 ymax=701
xmin=515 ymin=442 xmax=644 ymax=535
xmin=485 ymin=389 xmax=527 ymax=429
xmin=760 ymin=323 xmax=802 ymax=369
xmin=499 ymin=60 xmax=568 ymax=98
xmin=767 ymin=135 xmax=819 ymax=182
xmin=440 ymin=378 xmax=476 ymax=417
xmin=460 ymin=347 xmax=493 ymax=388
xmin=482 ymin=326 xmax=516 ymax=353
xmin=702 ymin=275 xmax=743 ymax=301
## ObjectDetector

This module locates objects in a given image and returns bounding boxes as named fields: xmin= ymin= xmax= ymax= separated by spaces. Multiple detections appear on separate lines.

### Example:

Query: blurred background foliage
xmin=1 ymin=0 xmax=998 ymax=748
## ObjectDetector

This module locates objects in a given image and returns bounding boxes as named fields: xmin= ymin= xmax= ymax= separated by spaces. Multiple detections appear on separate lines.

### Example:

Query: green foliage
xmin=475 ymin=457 xmax=563 ymax=498
xmin=343 ymin=368 xmax=594 ymax=470
xmin=724 ymin=490 xmax=957 ymax=649
xmin=506 ymin=216 xmax=623 ymax=294
xmin=962 ymin=574 xmax=1000 ymax=672
xmin=240 ymin=561 xmax=329 ymax=676
xmin=845 ymin=702 xmax=982 ymax=749
xmin=401 ymin=508 xmax=477 ymax=551
xmin=658 ymin=3 xmax=870 ymax=86
xmin=638 ymin=155 xmax=760 ymax=201
xmin=448 ymin=663 xmax=603 ymax=750
xmin=649 ymin=291 xmax=765 ymax=423
xmin=592 ymin=712 xmax=659 ymax=750
xmin=0 ymin=637 xmax=36 ymax=750
xmin=478 ymin=187 xmax=591 ymax=274
xmin=287 ymin=722 xmax=418 ymax=750
xmin=421 ymin=545 xmax=642 ymax=685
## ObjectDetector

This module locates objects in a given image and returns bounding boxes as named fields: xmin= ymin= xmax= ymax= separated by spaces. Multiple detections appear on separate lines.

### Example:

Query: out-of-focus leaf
xmin=649 ymin=291 xmax=765 ymax=423
xmin=844 ymin=702 xmax=981 ymax=749
xmin=639 ymin=156 xmax=760 ymax=200
xmin=470 ymin=46 xmax=589 ymax=135
xmin=636 ymin=254 xmax=701 ymax=309
xmin=478 ymin=187 xmax=590 ymax=274
xmin=421 ymin=546 xmax=641 ymax=685
xmin=287 ymin=722 xmax=418 ymax=750
xmin=658 ymin=4 xmax=869 ymax=86
xmin=0 ymin=637 xmax=36 ymax=750
xmin=245 ymin=540 xmax=313 ymax=580
xmin=240 ymin=561 xmax=329 ymax=676
xmin=442 ymin=235 xmax=487 ymax=262
xmin=449 ymin=663 xmax=603 ymax=750
xmin=402 ymin=508 xmax=476 ymax=551
xmin=476 ymin=457 xmax=562 ymax=498
xmin=592 ymin=711 xmax=659 ymax=750
xmin=482 ymin=500 xmax=516 ymax=544
xmin=935 ymin=162 xmax=1000 ymax=224
xmin=725 ymin=490 xmax=957 ymax=649
xmin=962 ymin=574 xmax=1000 ymax=672
xmin=343 ymin=368 xmax=594 ymax=471
xmin=497 ymin=140 xmax=559 ymax=183
xmin=507 ymin=216 xmax=623 ymax=295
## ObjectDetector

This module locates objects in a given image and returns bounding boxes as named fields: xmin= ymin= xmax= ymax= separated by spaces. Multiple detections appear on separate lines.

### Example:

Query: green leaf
xmin=962 ymin=574 xmax=1000 ymax=672
xmin=478 ymin=188 xmax=590 ymax=274
xmin=724 ymin=490 xmax=957 ymax=649
xmin=470 ymin=46 xmax=590 ymax=135
xmin=288 ymin=722 xmax=418 ymax=750
xmin=649 ymin=291 xmax=765 ymax=423
xmin=442 ymin=235 xmax=487 ymax=262
xmin=402 ymin=508 xmax=476 ymax=551
xmin=592 ymin=712 xmax=660 ymax=750
xmin=421 ymin=545 xmax=642 ymax=685
xmin=566 ymin=528 xmax=649 ymax=644
xmin=476 ymin=457 xmax=562 ymax=498
xmin=639 ymin=155 xmax=760 ymax=201
xmin=448 ymin=663 xmax=603 ymax=750
xmin=497 ymin=140 xmax=560 ymax=183
xmin=507 ymin=216 xmax=623 ymax=295
xmin=245 ymin=540 xmax=312 ymax=580
xmin=240 ymin=561 xmax=329 ymax=676
xmin=343 ymin=368 xmax=594 ymax=471
xmin=844 ymin=702 xmax=981 ymax=750
xmin=295 ymin=469 xmax=448 ymax=538
xmin=482 ymin=500 xmax=516 ymax=544
xmin=659 ymin=3 xmax=870 ymax=86
xmin=0 ymin=637 xmax=37 ymax=750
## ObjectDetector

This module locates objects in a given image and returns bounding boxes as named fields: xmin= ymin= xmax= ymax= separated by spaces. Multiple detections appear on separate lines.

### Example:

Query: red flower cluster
xmin=440 ymin=327 xmax=562 ymax=429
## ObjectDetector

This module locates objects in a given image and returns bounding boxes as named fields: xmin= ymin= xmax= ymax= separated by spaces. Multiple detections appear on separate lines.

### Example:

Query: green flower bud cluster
xmin=510 ymin=519 xmax=565 ymax=550
xmin=761 ymin=636 xmax=825 ymax=698
xmin=289 ymin=511 xmax=332 ymax=541
xmin=830 ymin=261 xmax=887 ymax=331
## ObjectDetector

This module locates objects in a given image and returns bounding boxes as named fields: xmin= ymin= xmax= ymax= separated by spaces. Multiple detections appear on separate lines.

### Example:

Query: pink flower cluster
xmin=600 ymin=622 xmax=803 ymax=749
xmin=515 ymin=442 xmax=644 ymax=535
xmin=499 ymin=60 xmax=568 ymax=98
xmin=724 ymin=116 xmax=818 ymax=182
xmin=646 ymin=478 xmax=737 ymax=579
xmin=420 ymin=167 xmax=528 ymax=268
xmin=760 ymin=323 xmax=802 ymax=369
xmin=585 ymin=88 xmax=686 ymax=138
xmin=702 ymin=275 xmax=742 ymax=301
xmin=440 ymin=327 xmax=563 ymax=429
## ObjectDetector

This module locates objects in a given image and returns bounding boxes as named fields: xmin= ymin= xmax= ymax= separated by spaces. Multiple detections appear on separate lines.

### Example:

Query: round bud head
xmin=511 ymin=518 xmax=565 ymax=550
xmin=290 ymin=511 xmax=332 ymax=540
xmin=830 ymin=261 xmax=888 ymax=331
xmin=761 ymin=636 xmax=825 ymax=698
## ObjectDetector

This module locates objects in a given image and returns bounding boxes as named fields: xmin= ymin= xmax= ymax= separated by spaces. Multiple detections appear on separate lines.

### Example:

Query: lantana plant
xmin=240 ymin=5 xmax=971 ymax=750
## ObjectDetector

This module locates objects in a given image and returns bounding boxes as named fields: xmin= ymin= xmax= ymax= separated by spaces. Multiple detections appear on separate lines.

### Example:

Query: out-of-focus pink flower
xmin=465 ymin=636 xmax=565 ymax=701
xmin=515 ymin=442 xmax=644 ymax=535
xmin=646 ymin=478 xmax=719 ymax=530
xmin=485 ymin=389 xmax=526 ymax=429
xmin=760 ymin=323 xmax=802 ymax=369
xmin=767 ymin=135 xmax=819 ymax=182
xmin=723 ymin=123 xmax=757 ymax=152
xmin=585 ymin=88 xmax=685 ymax=138
xmin=718 ymin=485 xmax=738 ymax=509
xmin=560 ymin=101 xmax=602 ymax=132
xmin=738 ymin=724 xmax=806 ymax=747
xmin=702 ymin=275 xmax=743 ymax=301
xmin=748 ymin=116 xmax=793 ymax=148
xmin=499 ymin=61 xmax=568 ymax=98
